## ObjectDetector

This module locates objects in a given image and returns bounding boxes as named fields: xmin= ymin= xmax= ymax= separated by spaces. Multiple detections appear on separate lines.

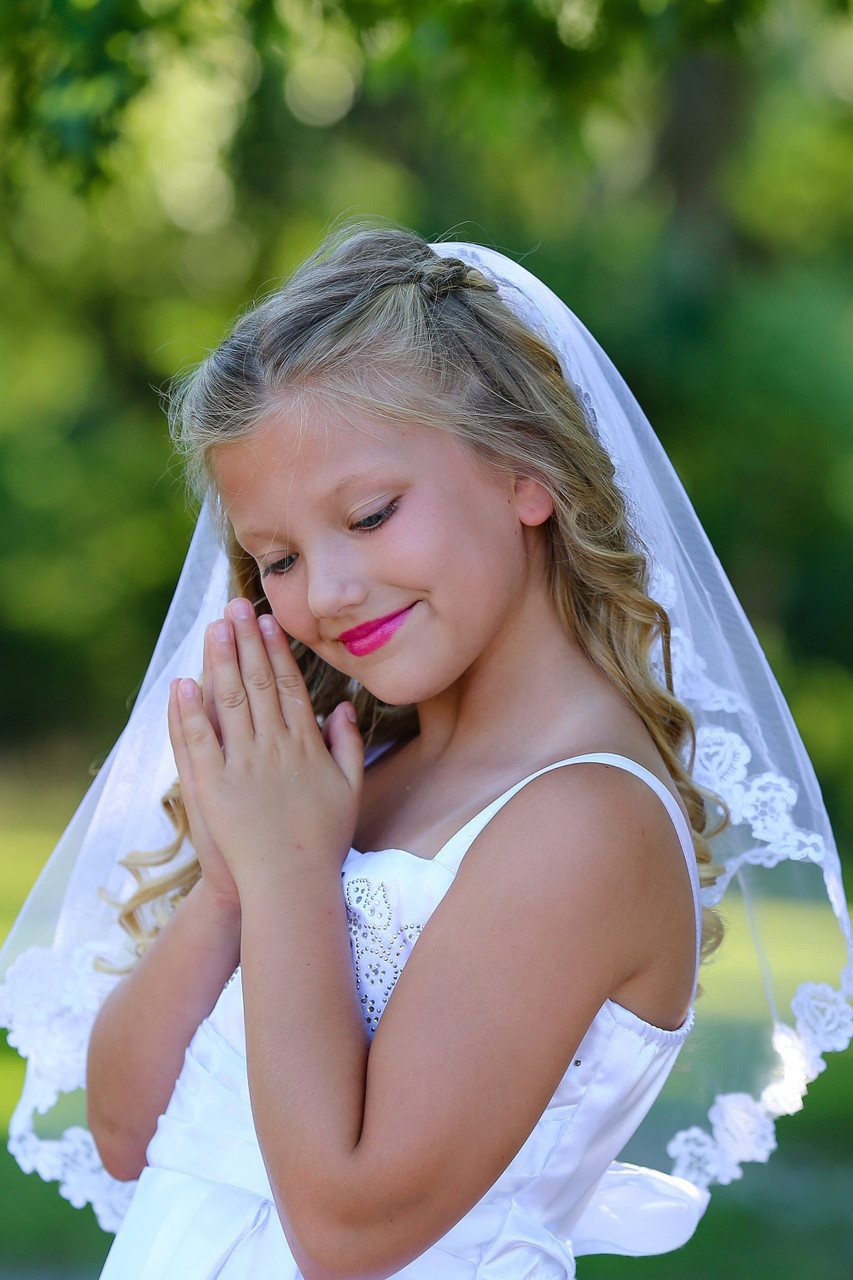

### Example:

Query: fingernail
xmin=213 ymin=621 xmax=230 ymax=642
xmin=258 ymin=614 xmax=277 ymax=636
xmin=179 ymin=679 xmax=197 ymax=699
xmin=230 ymin=597 xmax=253 ymax=619
xmin=343 ymin=703 xmax=357 ymax=724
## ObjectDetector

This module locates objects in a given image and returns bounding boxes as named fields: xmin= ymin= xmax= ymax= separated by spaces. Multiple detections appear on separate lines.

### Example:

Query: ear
xmin=513 ymin=475 xmax=553 ymax=527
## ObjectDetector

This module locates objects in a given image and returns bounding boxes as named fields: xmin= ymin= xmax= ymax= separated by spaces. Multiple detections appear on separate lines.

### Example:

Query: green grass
xmin=0 ymin=800 xmax=71 ymax=1143
xmin=1 ymin=779 xmax=113 ymax=1270
xmin=0 ymin=1139 xmax=111 ymax=1269
xmin=701 ymin=895 xmax=851 ymax=1016
xmin=0 ymin=1044 xmax=25 ymax=1132
xmin=1 ymin=779 xmax=852 ymax=1274
xmin=0 ymin=827 xmax=64 ymax=946
xmin=583 ymin=1049 xmax=853 ymax=1279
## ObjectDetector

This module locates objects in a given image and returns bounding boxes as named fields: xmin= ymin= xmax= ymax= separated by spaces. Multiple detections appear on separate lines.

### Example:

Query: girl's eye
xmin=352 ymin=499 xmax=399 ymax=532
xmin=261 ymin=553 xmax=297 ymax=579
xmin=259 ymin=500 xmax=398 ymax=577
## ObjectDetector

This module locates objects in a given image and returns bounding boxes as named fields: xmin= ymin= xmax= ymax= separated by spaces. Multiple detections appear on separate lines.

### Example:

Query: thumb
xmin=325 ymin=702 xmax=364 ymax=794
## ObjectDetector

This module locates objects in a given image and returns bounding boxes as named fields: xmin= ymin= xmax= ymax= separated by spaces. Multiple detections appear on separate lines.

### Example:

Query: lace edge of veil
xmin=0 ymin=941 xmax=135 ymax=1230
xmin=1 ymin=625 xmax=851 ymax=1227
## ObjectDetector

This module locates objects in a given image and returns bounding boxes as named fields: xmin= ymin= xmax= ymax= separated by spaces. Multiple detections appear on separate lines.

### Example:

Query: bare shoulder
xmin=442 ymin=758 xmax=697 ymax=1027
xmin=459 ymin=758 xmax=687 ymax=895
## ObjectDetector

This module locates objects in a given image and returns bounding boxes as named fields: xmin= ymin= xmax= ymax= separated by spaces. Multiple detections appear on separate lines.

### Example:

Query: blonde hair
xmin=113 ymin=225 xmax=723 ymax=961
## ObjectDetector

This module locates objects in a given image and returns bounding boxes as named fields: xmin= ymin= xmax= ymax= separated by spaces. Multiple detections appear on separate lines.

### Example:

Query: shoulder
xmin=439 ymin=759 xmax=691 ymax=987
xmin=460 ymin=758 xmax=686 ymax=887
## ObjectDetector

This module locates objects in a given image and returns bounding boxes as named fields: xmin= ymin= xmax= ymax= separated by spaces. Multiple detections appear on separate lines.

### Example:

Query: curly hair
xmin=111 ymin=225 xmax=723 ymax=963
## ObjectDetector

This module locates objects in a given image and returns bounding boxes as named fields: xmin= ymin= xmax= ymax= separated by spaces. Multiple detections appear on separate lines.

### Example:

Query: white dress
xmin=99 ymin=754 xmax=709 ymax=1280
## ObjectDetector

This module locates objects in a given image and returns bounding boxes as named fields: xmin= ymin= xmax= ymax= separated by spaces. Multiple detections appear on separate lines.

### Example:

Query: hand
xmin=168 ymin=599 xmax=364 ymax=899
xmin=168 ymin=679 xmax=241 ymax=913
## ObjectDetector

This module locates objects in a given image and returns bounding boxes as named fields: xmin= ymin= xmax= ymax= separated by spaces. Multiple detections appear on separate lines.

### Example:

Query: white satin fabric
xmin=99 ymin=755 xmax=708 ymax=1280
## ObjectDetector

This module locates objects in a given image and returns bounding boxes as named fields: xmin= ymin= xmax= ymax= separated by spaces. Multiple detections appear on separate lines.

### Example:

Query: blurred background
xmin=0 ymin=0 xmax=851 ymax=1275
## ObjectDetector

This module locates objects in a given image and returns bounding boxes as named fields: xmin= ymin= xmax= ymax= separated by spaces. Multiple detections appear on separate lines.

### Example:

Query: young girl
xmin=2 ymin=228 xmax=851 ymax=1278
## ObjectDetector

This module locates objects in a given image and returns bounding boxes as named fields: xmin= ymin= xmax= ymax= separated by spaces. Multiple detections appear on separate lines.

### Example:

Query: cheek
xmin=263 ymin=579 xmax=316 ymax=641
xmin=394 ymin=515 xmax=453 ymax=577
xmin=449 ymin=499 xmax=525 ymax=573
xmin=400 ymin=484 xmax=517 ymax=577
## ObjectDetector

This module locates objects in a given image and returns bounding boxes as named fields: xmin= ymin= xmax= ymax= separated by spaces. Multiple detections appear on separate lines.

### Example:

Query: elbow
xmin=87 ymin=1105 xmax=148 ymax=1183
xmin=99 ymin=1145 xmax=146 ymax=1184
xmin=281 ymin=1185 xmax=429 ymax=1280
xmin=104 ymin=1153 xmax=146 ymax=1183
xmin=289 ymin=1233 xmax=404 ymax=1280
xmin=283 ymin=1215 xmax=382 ymax=1280
xmin=93 ymin=1138 xmax=146 ymax=1184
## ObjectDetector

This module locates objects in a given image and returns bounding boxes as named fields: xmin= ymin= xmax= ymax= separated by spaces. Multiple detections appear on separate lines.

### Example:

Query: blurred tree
xmin=0 ymin=0 xmax=851 ymax=858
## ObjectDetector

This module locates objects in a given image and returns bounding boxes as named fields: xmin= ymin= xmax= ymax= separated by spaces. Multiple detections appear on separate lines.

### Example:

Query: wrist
xmin=191 ymin=877 xmax=243 ymax=939
xmin=237 ymin=858 xmax=344 ymax=922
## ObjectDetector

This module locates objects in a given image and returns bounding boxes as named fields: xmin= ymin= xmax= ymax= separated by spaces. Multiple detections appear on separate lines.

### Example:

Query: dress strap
xmin=432 ymin=752 xmax=702 ymax=995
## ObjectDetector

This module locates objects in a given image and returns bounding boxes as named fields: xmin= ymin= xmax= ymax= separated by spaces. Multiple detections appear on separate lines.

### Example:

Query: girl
xmin=2 ymin=229 xmax=851 ymax=1279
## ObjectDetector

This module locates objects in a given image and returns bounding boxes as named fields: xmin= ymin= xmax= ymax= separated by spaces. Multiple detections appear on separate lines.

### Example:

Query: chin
xmin=355 ymin=664 xmax=457 ymax=708
xmin=357 ymin=679 xmax=434 ymax=708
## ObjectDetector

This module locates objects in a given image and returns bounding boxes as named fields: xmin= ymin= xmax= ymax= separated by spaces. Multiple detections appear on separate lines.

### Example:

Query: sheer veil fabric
xmin=1 ymin=242 xmax=851 ymax=1235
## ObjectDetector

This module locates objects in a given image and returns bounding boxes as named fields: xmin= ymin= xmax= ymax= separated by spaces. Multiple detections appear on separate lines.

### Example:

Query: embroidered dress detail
xmin=345 ymin=876 xmax=424 ymax=1033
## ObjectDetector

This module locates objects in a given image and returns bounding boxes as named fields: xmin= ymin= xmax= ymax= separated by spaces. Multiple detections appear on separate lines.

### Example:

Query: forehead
xmin=211 ymin=400 xmax=483 ymax=545
xmin=213 ymin=402 xmax=455 ymax=494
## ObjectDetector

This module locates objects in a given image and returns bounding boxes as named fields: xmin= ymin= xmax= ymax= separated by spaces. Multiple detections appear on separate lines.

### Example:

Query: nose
xmin=306 ymin=542 xmax=369 ymax=620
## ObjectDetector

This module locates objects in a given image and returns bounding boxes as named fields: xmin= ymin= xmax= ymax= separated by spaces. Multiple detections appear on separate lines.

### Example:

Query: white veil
xmin=1 ymin=242 xmax=851 ymax=1234
xmin=0 ymin=503 xmax=230 ymax=1228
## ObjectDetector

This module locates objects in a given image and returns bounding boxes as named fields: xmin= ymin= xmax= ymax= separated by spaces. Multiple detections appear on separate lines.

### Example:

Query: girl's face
xmin=213 ymin=401 xmax=552 ymax=707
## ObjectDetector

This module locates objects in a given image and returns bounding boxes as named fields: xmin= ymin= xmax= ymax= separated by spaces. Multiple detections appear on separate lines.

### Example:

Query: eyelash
xmin=352 ymin=498 xmax=399 ymax=532
xmin=261 ymin=554 xmax=297 ymax=579
xmin=260 ymin=499 xmax=400 ymax=579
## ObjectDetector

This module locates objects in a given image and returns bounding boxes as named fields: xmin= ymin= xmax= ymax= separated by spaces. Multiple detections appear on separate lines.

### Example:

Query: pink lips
xmin=338 ymin=606 xmax=414 ymax=656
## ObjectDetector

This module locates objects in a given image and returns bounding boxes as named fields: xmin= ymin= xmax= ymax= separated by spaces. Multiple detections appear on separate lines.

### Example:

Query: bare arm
xmin=175 ymin=604 xmax=695 ymax=1280
xmin=86 ymin=880 xmax=241 ymax=1181
xmin=87 ymin=672 xmax=243 ymax=1182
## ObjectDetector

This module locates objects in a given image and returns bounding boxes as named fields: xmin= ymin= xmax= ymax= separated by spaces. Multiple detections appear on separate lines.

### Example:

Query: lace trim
xmin=0 ymin=943 xmax=136 ymax=1231
xmin=667 ymin=980 xmax=853 ymax=1188
xmin=692 ymin=724 xmax=831 ymax=901
xmin=649 ymin=614 xmax=853 ymax=1189
xmin=8 ymin=1116 xmax=135 ymax=1231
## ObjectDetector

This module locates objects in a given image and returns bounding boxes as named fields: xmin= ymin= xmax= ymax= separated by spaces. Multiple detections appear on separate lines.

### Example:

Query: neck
xmin=410 ymin=582 xmax=596 ymax=767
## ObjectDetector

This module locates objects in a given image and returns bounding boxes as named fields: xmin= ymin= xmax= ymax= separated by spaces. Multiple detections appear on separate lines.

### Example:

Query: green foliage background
xmin=1 ymin=0 xmax=852 ymax=1274
xmin=2 ymin=0 xmax=853 ymax=845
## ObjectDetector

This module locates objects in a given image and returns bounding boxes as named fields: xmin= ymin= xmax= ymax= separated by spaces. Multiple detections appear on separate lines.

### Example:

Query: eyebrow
xmin=236 ymin=466 xmax=397 ymax=548
xmin=330 ymin=465 xmax=393 ymax=496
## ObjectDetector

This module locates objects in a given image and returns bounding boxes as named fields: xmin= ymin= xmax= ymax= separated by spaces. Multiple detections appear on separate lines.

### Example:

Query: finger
xmin=168 ymin=678 xmax=195 ymax=792
xmin=170 ymin=677 xmax=226 ymax=783
xmin=323 ymin=702 xmax=364 ymax=796
xmin=204 ymin=617 xmax=255 ymax=743
xmin=225 ymin=598 xmax=293 ymax=738
xmin=202 ymin=637 xmax=223 ymax=745
xmin=168 ymin=680 xmax=212 ymax=840
xmin=257 ymin=612 xmax=317 ymax=736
